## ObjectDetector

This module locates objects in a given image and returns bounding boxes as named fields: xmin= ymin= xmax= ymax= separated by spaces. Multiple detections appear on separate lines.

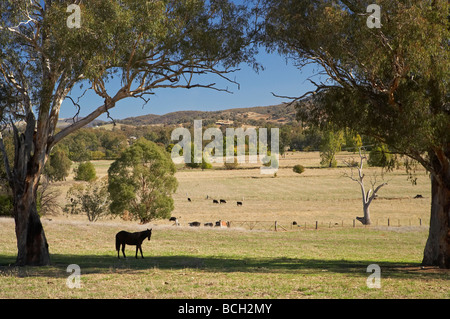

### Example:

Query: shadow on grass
xmin=0 ymin=253 xmax=447 ymax=280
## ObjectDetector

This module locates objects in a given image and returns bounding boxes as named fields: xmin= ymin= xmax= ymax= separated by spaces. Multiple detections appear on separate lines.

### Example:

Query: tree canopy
xmin=0 ymin=0 xmax=255 ymax=266
xmin=108 ymin=138 xmax=178 ymax=224
xmin=263 ymin=0 xmax=450 ymax=268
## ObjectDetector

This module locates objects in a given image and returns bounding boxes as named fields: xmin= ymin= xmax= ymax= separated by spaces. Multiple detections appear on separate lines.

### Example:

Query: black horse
xmin=115 ymin=229 xmax=152 ymax=259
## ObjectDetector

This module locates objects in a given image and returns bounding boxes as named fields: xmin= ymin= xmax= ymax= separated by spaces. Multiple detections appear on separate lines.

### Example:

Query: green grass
xmin=0 ymin=219 xmax=448 ymax=299
xmin=0 ymin=152 xmax=448 ymax=299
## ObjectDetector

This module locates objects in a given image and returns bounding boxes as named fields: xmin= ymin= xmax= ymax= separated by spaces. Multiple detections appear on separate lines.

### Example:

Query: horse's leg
xmin=122 ymin=244 xmax=126 ymax=259
xmin=139 ymin=245 xmax=144 ymax=259
xmin=135 ymin=245 xmax=139 ymax=259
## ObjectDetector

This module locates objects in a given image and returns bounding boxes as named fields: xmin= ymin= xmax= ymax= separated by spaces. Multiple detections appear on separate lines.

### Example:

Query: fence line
xmin=226 ymin=218 xmax=427 ymax=231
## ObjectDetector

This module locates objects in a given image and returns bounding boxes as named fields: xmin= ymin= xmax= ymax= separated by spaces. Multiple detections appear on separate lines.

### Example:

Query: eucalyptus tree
xmin=263 ymin=0 xmax=450 ymax=268
xmin=108 ymin=138 xmax=178 ymax=224
xmin=0 ymin=0 xmax=255 ymax=266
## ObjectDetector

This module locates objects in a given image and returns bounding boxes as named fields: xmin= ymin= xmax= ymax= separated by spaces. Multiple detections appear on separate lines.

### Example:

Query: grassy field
xmin=0 ymin=152 xmax=448 ymax=299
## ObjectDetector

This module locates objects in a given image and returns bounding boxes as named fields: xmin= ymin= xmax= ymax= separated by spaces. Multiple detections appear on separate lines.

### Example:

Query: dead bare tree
xmin=343 ymin=147 xmax=388 ymax=225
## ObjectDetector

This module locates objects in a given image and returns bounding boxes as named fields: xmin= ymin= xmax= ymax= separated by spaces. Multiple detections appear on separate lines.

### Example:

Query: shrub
xmin=44 ymin=148 xmax=72 ymax=182
xmin=224 ymin=157 xmax=239 ymax=170
xmin=65 ymin=178 xmax=110 ymax=222
xmin=0 ymin=194 xmax=13 ymax=217
xmin=74 ymin=161 xmax=97 ymax=182
xmin=293 ymin=164 xmax=305 ymax=174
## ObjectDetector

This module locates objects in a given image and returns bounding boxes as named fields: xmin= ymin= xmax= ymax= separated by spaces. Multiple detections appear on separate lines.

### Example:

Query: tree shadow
xmin=0 ymin=253 xmax=447 ymax=280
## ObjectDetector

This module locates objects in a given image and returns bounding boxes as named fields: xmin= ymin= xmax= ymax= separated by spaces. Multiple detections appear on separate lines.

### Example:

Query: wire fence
xmin=226 ymin=218 xmax=427 ymax=231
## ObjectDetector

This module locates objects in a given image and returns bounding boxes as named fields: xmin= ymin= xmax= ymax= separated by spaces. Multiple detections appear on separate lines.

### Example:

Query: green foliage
xmin=224 ymin=157 xmax=239 ymax=170
xmin=0 ymin=194 xmax=12 ymax=217
xmin=265 ymin=0 xmax=450 ymax=172
xmin=343 ymin=130 xmax=362 ymax=152
xmin=108 ymin=138 xmax=178 ymax=224
xmin=293 ymin=164 xmax=305 ymax=174
xmin=368 ymin=144 xmax=393 ymax=168
xmin=44 ymin=146 xmax=72 ymax=182
xmin=319 ymin=129 xmax=344 ymax=168
xmin=262 ymin=152 xmax=279 ymax=168
xmin=185 ymin=142 xmax=212 ymax=169
xmin=64 ymin=178 xmax=111 ymax=222
xmin=201 ymin=159 xmax=213 ymax=170
xmin=74 ymin=162 xmax=97 ymax=182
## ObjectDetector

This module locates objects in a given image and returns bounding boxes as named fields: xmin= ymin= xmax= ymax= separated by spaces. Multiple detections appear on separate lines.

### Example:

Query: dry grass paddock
xmin=0 ymin=151 xmax=448 ymax=299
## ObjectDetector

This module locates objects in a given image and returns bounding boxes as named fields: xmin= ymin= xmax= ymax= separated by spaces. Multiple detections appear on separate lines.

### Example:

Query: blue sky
xmin=59 ymin=52 xmax=319 ymax=121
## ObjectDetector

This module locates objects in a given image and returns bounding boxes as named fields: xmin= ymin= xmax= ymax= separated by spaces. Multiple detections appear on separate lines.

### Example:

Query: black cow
xmin=213 ymin=199 xmax=219 ymax=204
xmin=220 ymin=199 xmax=227 ymax=204
xmin=237 ymin=201 xmax=243 ymax=206
xmin=189 ymin=222 xmax=201 ymax=227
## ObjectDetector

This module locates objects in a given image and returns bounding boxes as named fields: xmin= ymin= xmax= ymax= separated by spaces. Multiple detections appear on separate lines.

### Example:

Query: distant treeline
xmin=58 ymin=122 xmax=371 ymax=162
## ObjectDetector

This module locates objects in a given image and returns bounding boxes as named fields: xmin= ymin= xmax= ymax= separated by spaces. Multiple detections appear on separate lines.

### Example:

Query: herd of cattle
xmin=169 ymin=196 xmax=242 ymax=228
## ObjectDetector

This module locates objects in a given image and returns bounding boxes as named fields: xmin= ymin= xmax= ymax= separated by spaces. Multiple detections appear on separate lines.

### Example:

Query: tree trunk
xmin=13 ymin=175 xmax=50 ymax=266
xmin=357 ymin=204 xmax=371 ymax=225
xmin=9 ymin=113 xmax=51 ymax=266
xmin=14 ymin=199 xmax=50 ymax=266
xmin=422 ymin=174 xmax=450 ymax=268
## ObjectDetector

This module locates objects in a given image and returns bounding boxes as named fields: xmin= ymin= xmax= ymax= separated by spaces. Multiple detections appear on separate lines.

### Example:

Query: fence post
xmin=315 ymin=221 xmax=318 ymax=230
xmin=353 ymin=219 xmax=355 ymax=228
xmin=419 ymin=218 xmax=422 ymax=226
xmin=275 ymin=221 xmax=277 ymax=232
xmin=388 ymin=218 xmax=390 ymax=227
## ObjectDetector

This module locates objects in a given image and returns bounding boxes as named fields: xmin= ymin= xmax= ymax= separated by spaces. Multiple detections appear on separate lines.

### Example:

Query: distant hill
xmin=115 ymin=103 xmax=298 ymax=126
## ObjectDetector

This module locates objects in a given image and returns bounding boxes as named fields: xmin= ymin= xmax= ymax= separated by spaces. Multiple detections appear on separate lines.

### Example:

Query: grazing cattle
xmin=213 ymin=199 xmax=219 ymax=204
xmin=414 ymin=194 xmax=423 ymax=199
xmin=220 ymin=199 xmax=227 ymax=204
xmin=237 ymin=201 xmax=243 ymax=206
xmin=215 ymin=220 xmax=228 ymax=228
xmin=187 ymin=198 xmax=191 ymax=202
xmin=189 ymin=221 xmax=201 ymax=227
xmin=169 ymin=216 xmax=180 ymax=226
xmin=204 ymin=222 xmax=214 ymax=227
xmin=292 ymin=221 xmax=297 ymax=226
xmin=115 ymin=229 xmax=152 ymax=259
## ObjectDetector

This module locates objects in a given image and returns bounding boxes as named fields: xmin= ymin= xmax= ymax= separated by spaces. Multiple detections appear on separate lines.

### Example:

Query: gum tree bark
xmin=422 ymin=155 xmax=450 ymax=268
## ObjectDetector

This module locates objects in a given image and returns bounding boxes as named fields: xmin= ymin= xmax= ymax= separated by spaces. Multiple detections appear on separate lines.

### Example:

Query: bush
xmin=44 ymin=147 xmax=72 ymax=182
xmin=0 ymin=194 xmax=13 ymax=217
xmin=74 ymin=161 xmax=97 ymax=182
xmin=224 ymin=157 xmax=239 ymax=170
xmin=293 ymin=164 xmax=305 ymax=174
xmin=262 ymin=153 xmax=279 ymax=169
xmin=65 ymin=178 xmax=110 ymax=222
